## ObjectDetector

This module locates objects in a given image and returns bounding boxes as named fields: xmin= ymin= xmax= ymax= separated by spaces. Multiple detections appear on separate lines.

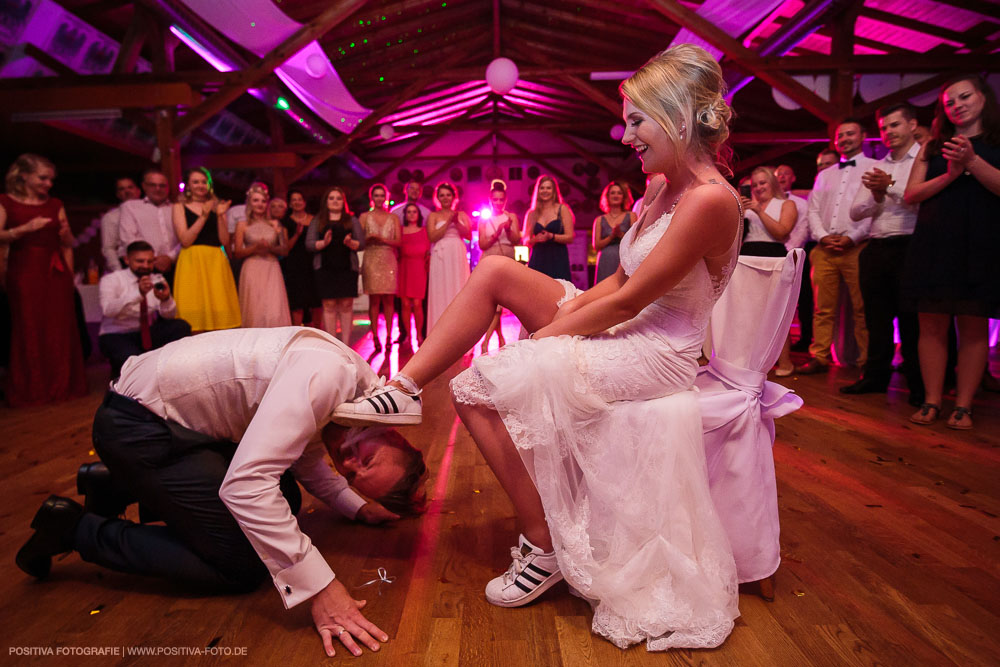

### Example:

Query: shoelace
xmin=502 ymin=547 xmax=529 ymax=584
xmin=360 ymin=376 xmax=422 ymax=400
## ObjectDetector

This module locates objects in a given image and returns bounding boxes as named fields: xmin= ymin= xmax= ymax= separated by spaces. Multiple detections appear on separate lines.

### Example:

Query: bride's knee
xmin=474 ymin=255 xmax=514 ymax=279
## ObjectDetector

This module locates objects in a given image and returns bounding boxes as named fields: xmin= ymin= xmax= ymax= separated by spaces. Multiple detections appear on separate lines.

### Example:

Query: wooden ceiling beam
xmin=365 ymin=150 xmax=629 ymax=162
xmin=496 ymin=133 xmax=591 ymax=196
xmin=509 ymin=36 xmax=622 ymax=119
xmin=503 ymin=0 xmax=667 ymax=41
xmin=645 ymin=0 xmax=839 ymax=122
xmin=733 ymin=142 xmax=820 ymax=174
xmin=858 ymin=7 xmax=968 ymax=45
xmin=928 ymin=0 xmax=1000 ymax=22
xmin=370 ymin=134 xmax=442 ymax=182
xmin=174 ymin=0 xmax=368 ymax=138
xmin=183 ymin=152 xmax=302 ymax=170
xmin=285 ymin=0 xmax=438 ymax=24
xmin=418 ymin=133 xmax=496 ymax=187
xmin=748 ymin=53 xmax=1000 ymax=72
xmin=287 ymin=56 xmax=458 ymax=183
xmin=113 ymin=6 xmax=149 ymax=74
xmin=506 ymin=19 xmax=643 ymax=64
xmin=331 ymin=22 xmax=489 ymax=74
xmin=324 ymin=2 xmax=485 ymax=50
xmin=0 ymin=81 xmax=197 ymax=112
xmin=549 ymin=132 xmax=619 ymax=177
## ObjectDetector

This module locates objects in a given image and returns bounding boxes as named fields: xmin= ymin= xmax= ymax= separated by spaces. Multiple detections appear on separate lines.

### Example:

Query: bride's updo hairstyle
xmin=620 ymin=44 xmax=734 ymax=174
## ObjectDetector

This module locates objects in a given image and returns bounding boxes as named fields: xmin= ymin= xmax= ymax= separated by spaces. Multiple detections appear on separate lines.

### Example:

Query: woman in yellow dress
xmin=171 ymin=167 xmax=241 ymax=332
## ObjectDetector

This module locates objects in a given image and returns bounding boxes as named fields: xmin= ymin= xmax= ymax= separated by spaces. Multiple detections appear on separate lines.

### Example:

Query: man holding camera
xmin=98 ymin=240 xmax=191 ymax=378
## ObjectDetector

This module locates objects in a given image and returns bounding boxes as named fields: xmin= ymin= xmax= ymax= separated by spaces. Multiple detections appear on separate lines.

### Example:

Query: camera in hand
xmin=739 ymin=184 xmax=752 ymax=199
xmin=154 ymin=282 xmax=167 ymax=291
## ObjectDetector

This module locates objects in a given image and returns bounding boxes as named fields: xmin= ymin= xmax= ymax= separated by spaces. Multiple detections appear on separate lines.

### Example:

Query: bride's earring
xmin=679 ymin=123 xmax=687 ymax=140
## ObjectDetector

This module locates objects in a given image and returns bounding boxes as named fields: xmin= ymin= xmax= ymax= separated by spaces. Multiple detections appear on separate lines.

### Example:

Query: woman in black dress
xmin=305 ymin=186 xmax=364 ymax=344
xmin=903 ymin=74 xmax=1000 ymax=430
xmin=280 ymin=190 xmax=322 ymax=327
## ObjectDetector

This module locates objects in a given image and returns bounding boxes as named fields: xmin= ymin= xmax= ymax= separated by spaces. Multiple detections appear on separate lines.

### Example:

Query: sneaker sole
xmin=486 ymin=571 xmax=564 ymax=608
xmin=329 ymin=412 xmax=423 ymax=427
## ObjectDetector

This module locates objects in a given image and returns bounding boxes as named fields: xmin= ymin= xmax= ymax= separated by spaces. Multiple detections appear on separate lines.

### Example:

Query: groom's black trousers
xmin=73 ymin=391 xmax=299 ymax=593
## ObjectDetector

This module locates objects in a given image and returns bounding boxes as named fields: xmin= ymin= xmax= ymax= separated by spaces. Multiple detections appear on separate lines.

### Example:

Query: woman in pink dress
xmin=0 ymin=153 xmax=86 ymax=406
xmin=397 ymin=203 xmax=430 ymax=349
xmin=233 ymin=184 xmax=291 ymax=327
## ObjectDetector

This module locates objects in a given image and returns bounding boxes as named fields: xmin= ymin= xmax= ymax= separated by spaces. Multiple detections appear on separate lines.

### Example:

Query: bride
xmin=335 ymin=44 xmax=743 ymax=651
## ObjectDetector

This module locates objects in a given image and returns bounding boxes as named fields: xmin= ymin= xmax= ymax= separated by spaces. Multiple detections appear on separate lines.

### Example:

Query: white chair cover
xmin=694 ymin=250 xmax=805 ymax=583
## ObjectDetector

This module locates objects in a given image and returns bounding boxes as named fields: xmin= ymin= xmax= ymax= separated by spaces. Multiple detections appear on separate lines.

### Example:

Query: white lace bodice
xmin=606 ymin=184 xmax=741 ymax=363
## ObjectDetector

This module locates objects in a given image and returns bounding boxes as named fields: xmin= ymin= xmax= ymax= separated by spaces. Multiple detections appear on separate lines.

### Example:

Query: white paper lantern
xmin=305 ymin=53 xmax=327 ymax=79
xmin=486 ymin=57 xmax=519 ymax=95
xmin=379 ymin=124 xmax=395 ymax=141
xmin=610 ymin=124 xmax=625 ymax=141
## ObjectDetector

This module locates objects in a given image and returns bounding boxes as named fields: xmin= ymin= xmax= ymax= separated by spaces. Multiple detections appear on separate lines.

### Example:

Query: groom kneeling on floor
xmin=16 ymin=327 xmax=426 ymax=658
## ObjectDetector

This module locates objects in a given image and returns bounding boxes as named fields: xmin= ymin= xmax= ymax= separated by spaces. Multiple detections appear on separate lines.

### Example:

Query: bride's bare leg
xmin=397 ymin=256 xmax=566 ymax=388
xmin=454 ymin=399 xmax=552 ymax=551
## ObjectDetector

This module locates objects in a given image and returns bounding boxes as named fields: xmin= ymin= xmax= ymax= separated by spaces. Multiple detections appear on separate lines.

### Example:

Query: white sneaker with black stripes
xmin=331 ymin=382 xmax=422 ymax=426
xmin=485 ymin=534 xmax=563 ymax=607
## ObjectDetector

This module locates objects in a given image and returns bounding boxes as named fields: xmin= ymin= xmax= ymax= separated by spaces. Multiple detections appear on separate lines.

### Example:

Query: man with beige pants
xmin=796 ymin=119 xmax=875 ymax=374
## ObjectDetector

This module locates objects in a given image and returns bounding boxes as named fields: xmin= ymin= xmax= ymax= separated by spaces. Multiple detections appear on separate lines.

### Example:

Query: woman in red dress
xmin=0 ymin=154 xmax=86 ymax=406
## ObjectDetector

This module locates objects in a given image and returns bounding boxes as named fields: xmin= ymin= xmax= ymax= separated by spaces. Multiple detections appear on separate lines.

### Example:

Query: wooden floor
xmin=1 ymin=326 xmax=998 ymax=666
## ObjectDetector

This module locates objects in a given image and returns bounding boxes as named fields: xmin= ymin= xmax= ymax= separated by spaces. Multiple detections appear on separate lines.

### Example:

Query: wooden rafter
xmin=748 ymin=54 xmax=1000 ymax=73
xmin=549 ymin=132 xmax=619 ymax=177
xmin=509 ymin=37 xmax=622 ymax=119
xmin=644 ymin=0 xmax=838 ymax=122
xmin=418 ymin=133 xmax=496 ymax=187
xmin=174 ymin=0 xmax=368 ymax=138
xmin=113 ymin=7 xmax=148 ymax=74
xmin=371 ymin=135 xmax=442 ymax=182
xmin=287 ymin=58 xmax=458 ymax=183
xmin=858 ymin=7 xmax=968 ymax=45
xmin=733 ymin=142 xmax=822 ymax=174
xmin=496 ymin=134 xmax=591 ymax=197
xmin=0 ymin=80 xmax=196 ymax=112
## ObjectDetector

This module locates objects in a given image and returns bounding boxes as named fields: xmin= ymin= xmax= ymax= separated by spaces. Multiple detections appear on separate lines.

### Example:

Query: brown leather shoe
xmin=794 ymin=359 xmax=829 ymax=375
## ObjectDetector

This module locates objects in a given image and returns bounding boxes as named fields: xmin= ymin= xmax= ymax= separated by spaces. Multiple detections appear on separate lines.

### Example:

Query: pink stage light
xmin=169 ymin=26 xmax=235 ymax=72
xmin=479 ymin=207 xmax=492 ymax=220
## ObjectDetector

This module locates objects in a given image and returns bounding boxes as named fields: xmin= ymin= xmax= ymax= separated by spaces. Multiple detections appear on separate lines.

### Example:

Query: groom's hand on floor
xmin=356 ymin=501 xmax=400 ymax=524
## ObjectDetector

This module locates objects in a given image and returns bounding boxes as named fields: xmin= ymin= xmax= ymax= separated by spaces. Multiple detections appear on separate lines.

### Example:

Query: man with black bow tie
xmin=797 ymin=119 xmax=876 ymax=374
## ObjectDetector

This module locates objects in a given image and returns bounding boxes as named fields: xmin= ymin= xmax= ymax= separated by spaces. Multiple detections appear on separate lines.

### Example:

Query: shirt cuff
xmin=334 ymin=487 xmax=368 ymax=519
xmin=273 ymin=545 xmax=335 ymax=609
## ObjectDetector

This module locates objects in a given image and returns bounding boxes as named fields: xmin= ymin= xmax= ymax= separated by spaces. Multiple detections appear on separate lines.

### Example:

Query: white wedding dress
xmin=451 ymin=182 xmax=742 ymax=651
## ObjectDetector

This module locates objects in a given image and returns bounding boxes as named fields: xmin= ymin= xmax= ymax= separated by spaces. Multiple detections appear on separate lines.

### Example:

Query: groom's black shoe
xmin=77 ymin=462 xmax=131 ymax=517
xmin=16 ymin=495 xmax=83 ymax=579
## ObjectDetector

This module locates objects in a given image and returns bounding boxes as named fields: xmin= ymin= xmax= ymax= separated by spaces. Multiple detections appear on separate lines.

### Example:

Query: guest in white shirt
xmin=389 ymin=180 xmax=432 ymax=220
xmin=776 ymin=164 xmax=815 ymax=352
xmin=16 ymin=326 xmax=425 ymax=658
xmin=97 ymin=241 xmax=191 ymax=377
xmin=840 ymin=103 xmax=924 ymax=403
xmin=99 ymin=176 xmax=140 ymax=272
xmin=796 ymin=119 xmax=876 ymax=374
xmin=119 ymin=169 xmax=179 ymax=279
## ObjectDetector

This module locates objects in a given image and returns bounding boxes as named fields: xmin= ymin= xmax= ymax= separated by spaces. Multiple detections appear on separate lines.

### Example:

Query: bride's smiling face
xmin=622 ymin=99 xmax=673 ymax=175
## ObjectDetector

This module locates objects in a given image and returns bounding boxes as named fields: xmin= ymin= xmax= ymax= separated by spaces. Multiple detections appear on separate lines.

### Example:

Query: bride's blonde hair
xmin=620 ymin=44 xmax=734 ymax=175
